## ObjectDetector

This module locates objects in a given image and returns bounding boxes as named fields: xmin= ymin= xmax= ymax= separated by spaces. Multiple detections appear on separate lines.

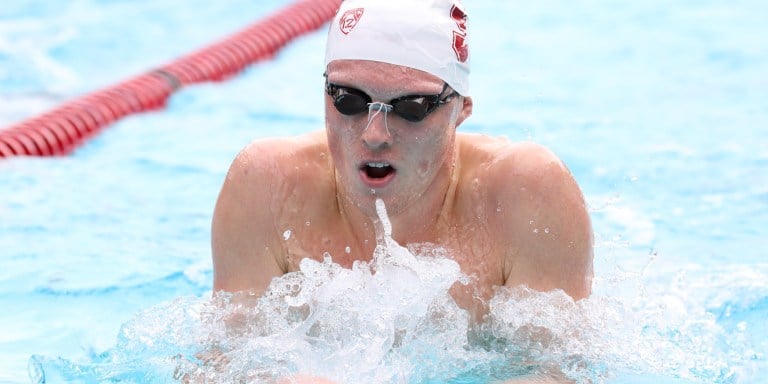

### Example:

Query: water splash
xmin=375 ymin=198 xmax=392 ymax=238
xmin=28 ymin=201 xmax=762 ymax=383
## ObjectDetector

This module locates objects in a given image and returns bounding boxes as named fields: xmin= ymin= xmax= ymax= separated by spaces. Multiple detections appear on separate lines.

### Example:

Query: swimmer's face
xmin=324 ymin=60 xmax=472 ymax=216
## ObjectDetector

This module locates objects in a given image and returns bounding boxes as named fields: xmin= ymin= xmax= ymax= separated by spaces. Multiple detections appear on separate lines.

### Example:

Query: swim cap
xmin=325 ymin=0 xmax=470 ymax=96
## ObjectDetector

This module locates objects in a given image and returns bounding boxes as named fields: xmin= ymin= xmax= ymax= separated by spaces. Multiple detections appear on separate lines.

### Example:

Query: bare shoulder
xmin=457 ymin=134 xmax=593 ymax=299
xmin=230 ymin=131 xmax=330 ymax=184
xmin=211 ymin=131 xmax=332 ymax=294
xmin=458 ymin=134 xmax=573 ymax=194
xmin=218 ymin=131 xmax=331 ymax=217
xmin=458 ymin=133 xmax=568 ymax=183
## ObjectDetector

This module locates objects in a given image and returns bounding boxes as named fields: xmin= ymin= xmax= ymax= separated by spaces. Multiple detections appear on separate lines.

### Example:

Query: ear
xmin=454 ymin=96 xmax=473 ymax=126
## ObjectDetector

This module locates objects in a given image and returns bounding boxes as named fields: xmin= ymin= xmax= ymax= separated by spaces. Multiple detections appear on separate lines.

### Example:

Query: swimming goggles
xmin=325 ymin=81 xmax=458 ymax=123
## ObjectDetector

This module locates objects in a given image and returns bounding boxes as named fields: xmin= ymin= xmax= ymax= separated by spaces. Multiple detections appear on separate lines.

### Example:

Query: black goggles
xmin=325 ymin=81 xmax=458 ymax=123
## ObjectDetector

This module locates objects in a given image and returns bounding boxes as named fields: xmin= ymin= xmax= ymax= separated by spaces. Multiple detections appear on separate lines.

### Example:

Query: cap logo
xmin=450 ymin=5 xmax=468 ymax=63
xmin=339 ymin=8 xmax=365 ymax=35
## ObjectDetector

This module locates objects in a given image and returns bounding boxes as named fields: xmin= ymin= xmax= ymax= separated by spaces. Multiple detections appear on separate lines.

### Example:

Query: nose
xmin=361 ymin=104 xmax=392 ymax=150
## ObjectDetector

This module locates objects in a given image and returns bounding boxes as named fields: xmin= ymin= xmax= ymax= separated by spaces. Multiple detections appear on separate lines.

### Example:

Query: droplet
xmin=544 ymin=228 xmax=550 ymax=234
xmin=345 ymin=246 xmax=351 ymax=254
xmin=305 ymin=221 xmax=311 ymax=227
xmin=283 ymin=230 xmax=292 ymax=240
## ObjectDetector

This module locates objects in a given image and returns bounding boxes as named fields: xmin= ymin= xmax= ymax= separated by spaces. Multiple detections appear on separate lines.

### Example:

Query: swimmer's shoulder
xmin=457 ymin=133 xmax=565 ymax=179
xmin=456 ymin=137 xmax=592 ymax=300
xmin=237 ymin=131 xmax=328 ymax=165
xmin=216 ymin=130 xmax=335 ymax=233
xmin=457 ymin=133 xmax=580 ymax=215
xmin=230 ymin=131 xmax=331 ymax=183
xmin=213 ymin=132 xmax=329 ymax=293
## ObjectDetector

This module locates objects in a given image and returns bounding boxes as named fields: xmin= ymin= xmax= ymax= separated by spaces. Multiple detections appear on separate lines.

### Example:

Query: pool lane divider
xmin=0 ymin=0 xmax=342 ymax=158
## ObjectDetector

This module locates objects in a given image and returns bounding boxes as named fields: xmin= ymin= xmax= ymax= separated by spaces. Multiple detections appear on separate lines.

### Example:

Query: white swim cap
xmin=325 ymin=0 xmax=470 ymax=96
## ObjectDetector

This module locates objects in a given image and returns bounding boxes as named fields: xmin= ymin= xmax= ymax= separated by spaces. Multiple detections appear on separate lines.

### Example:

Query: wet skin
xmin=211 ymin=60 xmax=593 ymax=323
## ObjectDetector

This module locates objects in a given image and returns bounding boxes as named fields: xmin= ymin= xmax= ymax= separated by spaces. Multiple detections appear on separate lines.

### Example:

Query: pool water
xmin=1 ymin=1 xmax=766 ymax=383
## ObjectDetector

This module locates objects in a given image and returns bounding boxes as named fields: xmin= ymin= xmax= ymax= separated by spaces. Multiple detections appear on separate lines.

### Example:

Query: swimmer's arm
xmin=211 ymin=142 xmax=286 ymax=297
xmin=494 ymin=142 xmax=594 ymax=300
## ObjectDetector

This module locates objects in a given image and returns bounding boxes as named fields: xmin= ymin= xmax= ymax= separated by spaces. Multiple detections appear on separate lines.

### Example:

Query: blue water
xmin=1 ymin=1 xmax=767 ymax=383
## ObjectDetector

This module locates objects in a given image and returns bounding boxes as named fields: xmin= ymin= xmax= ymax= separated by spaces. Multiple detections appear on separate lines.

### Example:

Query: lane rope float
xmin=0 ymin=0 xmax=341 ymax=158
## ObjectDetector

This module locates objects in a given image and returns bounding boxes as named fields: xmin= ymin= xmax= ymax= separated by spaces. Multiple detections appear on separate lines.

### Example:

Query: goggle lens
xmin=326 ymin=82 xmax=455 ymax=123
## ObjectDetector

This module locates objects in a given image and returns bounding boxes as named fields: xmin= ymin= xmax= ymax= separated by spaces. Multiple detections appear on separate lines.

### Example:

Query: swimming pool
xmin=1 ymin=0 xmax=766 ymax=383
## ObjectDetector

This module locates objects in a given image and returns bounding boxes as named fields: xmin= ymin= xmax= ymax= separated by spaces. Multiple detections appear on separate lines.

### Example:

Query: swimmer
xmin=211 ymin=0 xmax=593 ymax=381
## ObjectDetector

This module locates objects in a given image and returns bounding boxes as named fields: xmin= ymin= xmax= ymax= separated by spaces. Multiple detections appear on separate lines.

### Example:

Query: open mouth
xmin=361 ymin=162 xmax=396 ymax=180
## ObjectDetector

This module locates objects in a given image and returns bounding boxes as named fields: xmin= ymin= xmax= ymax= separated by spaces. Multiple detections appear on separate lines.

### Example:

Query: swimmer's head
xmin=325 ymin=0 xmax=470 ymax=96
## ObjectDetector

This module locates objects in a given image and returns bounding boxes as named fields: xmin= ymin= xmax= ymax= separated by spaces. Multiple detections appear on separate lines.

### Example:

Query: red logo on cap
xmin=339 ymin=8 xmax=364 ymax=35
xmin=450 ymin=5 xmax=468 ymax=63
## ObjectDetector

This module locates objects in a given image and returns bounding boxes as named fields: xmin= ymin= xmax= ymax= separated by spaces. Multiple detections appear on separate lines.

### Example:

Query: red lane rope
xmin=0 ymin=0 xmax=341 ymax=158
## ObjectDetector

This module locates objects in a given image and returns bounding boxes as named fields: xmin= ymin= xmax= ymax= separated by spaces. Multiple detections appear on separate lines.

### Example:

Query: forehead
xmin=326 ymin=59 xmax=444 ymax=93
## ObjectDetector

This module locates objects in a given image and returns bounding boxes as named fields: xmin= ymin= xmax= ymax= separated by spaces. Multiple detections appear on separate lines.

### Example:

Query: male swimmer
xmin=212 ymin=0 xmax=592 ymax=381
